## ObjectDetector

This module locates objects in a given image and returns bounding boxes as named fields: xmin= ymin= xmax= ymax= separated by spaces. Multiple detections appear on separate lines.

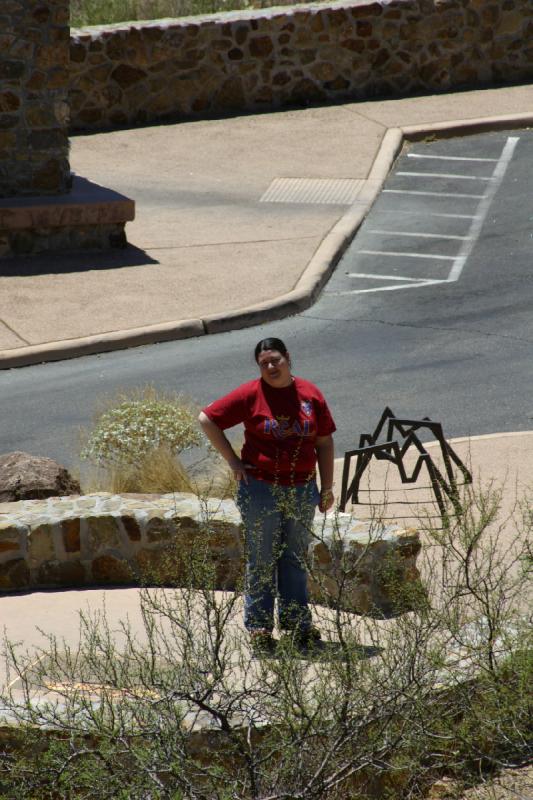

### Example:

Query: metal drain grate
xmin=260 ymin=177 xmax=364 ymax=205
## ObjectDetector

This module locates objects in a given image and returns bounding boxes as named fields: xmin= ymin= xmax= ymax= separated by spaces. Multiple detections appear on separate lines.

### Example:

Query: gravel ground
xmin=461 ymin=765 xmax=533 ymax=800
xmin=430 ymin=765 xmax=533 ymax=800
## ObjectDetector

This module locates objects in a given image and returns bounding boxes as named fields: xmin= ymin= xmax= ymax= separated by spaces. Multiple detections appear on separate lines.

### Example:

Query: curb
xmin=0 ymin=319 xmax=204 ymax=369
xmin=2 ymin=111 xmax=532 ymax=369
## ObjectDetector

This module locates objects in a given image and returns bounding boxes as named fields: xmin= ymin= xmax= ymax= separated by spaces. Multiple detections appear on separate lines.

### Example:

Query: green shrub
xmin=81 ymin=386 xmax=201 ymax=469
xmin=0 ymin=483 xmax=531 ymax=799
xmin=79 ymin=386 xmax=204 ymax=495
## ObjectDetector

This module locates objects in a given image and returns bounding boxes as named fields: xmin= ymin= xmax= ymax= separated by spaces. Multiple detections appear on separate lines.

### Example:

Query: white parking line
xmin=368 ymin=230 xmax=471 ymax=241
xmin=333 ymin=279 xmax=447 ymax=295
xmin=397 ymin=171 xmax=491 ymax=181
xmin=347 ymin=273 xmax=436 ymax=282
xmin=328 ymin=136 xmax=520 ymax=297
xmin=358 ymin=250 xmax=455 ymax=260
xmin=378 ymin=210 xmax=479 ymax=220
xmin=407 ymin=154 xmax=498 ymax=162
xmin=383 ymin=189 xmax=485 ymax=199
xmin=447 ymin=136 xmax=519 ymax=282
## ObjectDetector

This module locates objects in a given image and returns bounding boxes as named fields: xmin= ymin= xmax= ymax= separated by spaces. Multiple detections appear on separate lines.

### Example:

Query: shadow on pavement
xmin=0 ymin=245 xmax=159 ymax=277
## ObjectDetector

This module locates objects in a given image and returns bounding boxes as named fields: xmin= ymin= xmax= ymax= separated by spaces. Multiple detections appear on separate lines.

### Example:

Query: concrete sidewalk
xmin=0 ymin=83 xmax=532 ymax=367
xmin=332 ymin=431 xmax=533 ymax=531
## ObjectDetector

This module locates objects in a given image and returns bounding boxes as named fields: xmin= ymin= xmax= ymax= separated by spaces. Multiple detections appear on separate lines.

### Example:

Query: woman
xmin=199 ymin=337 xmax=335 ymax=652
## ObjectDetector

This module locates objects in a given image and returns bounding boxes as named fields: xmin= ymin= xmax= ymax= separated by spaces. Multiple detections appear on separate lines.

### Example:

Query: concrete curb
xmin=401 ymin=111 xmax=533 ymax=141
xmin=0 ymin=318 xmax=204 ymax=369
xmin=2 ymin=111 xmax=533 ymax=369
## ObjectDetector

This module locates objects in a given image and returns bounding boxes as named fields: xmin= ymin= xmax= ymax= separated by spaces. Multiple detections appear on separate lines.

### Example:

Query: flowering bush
xmin=81 ymin=388 xmax=202 ymax=467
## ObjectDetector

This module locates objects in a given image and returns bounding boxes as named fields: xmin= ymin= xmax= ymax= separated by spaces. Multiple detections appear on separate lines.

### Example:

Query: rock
xmin=37 ymin=559 xmax=86 ymax=587
xmin=92 ymin=554 xmax=134 ymax=584
xmin=249 ymin=36 xmax=274 ymax=57
xmin=0 ymin=558 xmax=30 ymax=590
xmin=135 ymin=547 xmax=184 ymax=585
xmin=0 ymin=92 xmax=20 ymax=112
xmin=28 ymin=523 xmax=56 ymax=565
xmin=0 ymin=452 xmax=80 ymax=502
xmin=111 ymin=64 xmax=147 ymax=89
xmin=0 ymin=492 xmax=422 ymax=608
xmin=61 ymin=518 xmax=81 ymax=552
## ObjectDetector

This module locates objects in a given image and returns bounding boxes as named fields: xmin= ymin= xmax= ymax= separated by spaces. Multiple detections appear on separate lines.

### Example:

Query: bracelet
xmin=320 ymin=487 xmax=333 ymax=494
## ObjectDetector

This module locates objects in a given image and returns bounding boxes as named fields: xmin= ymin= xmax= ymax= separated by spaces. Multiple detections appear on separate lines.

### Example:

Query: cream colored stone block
xmin=76 ymin=498 xmax=99 ymax=509
xmin=0 ymin=520 xmax=24 ymax=535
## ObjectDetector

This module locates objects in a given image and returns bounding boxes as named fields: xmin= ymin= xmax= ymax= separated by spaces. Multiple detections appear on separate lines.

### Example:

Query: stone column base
xmin=0 ymin=176 xmax=135 ymax=258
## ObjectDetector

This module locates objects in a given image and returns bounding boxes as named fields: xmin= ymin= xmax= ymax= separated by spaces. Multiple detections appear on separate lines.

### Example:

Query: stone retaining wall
xmin=0 ymin=0 xmax=70 ymax=196
xmin=69 ymin=0 xmax=533 ymax=131
xmin=0 ymin=492 xmax=421 ymax=615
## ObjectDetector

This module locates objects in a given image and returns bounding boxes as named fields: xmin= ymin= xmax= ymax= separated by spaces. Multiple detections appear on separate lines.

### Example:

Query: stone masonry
xmin=0 ymin=492 xmax=422 ymax=616
xmin=0 ymin=0 xmax=134 ymax=257
xmin=0 ymin=0 xmax=71 ymax=196
xmin=69 ymin=0 xmax=533 ymax=131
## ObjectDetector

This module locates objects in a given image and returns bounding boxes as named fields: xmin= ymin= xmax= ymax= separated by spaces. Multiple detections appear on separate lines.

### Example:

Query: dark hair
xmin=254 ymin=337 xmax=289 ymax=363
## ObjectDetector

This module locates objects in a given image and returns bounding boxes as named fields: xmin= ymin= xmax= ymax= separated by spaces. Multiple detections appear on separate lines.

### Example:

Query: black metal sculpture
xmin=339 ymin=408 xmax=472 ymax=519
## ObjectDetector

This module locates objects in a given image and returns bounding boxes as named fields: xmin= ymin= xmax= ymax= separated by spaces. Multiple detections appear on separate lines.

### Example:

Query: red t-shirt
xmin=202 ymin=377 xmax=336 ymax=485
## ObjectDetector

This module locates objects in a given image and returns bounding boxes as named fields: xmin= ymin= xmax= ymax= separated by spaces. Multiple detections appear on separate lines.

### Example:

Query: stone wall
xmin=69 ymin=0 xmax=533 ymax=131
xmin=0 ymin=176 xmax=134 ymax=257
xmin=0 ymin=492 xmax=421 ymax=615
xmin=0 ymin=0 xmax=71 ymax=196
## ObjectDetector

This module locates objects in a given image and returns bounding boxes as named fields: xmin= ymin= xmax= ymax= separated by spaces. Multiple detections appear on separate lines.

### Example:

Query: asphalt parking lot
xmin=325 ymin=131 xmax=523 ymax=298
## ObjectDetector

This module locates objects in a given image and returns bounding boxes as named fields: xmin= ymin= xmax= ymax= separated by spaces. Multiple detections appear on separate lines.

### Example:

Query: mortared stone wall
xmin=0 ymin=0 xmax=71 ymax=196
xmin=0 ymin=492 xmax=422 ymax=616
xmin=69 ymin=0 xmax=533 ymax=131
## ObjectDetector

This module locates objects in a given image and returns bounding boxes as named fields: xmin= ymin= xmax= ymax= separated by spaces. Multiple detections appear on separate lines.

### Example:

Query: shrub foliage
xmin=0 ymin=483 xmax=531 ymax=799
xmin=81 ymin=386 xmax=201 ymax=468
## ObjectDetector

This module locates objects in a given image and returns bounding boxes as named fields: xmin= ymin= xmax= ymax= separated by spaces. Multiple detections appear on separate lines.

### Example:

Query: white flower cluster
xmin=81 ymin=398 xmax=202 ymax=466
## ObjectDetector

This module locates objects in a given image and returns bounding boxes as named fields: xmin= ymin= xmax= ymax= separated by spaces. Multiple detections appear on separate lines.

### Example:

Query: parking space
xmin=326 ymin=133 xmax=520 ymax=297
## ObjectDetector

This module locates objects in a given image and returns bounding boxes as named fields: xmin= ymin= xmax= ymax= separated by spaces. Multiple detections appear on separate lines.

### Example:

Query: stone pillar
xmin=0 ymin=1 xmax=134 ymax=258
xmin=0 ymin=0 xmax=70 ymax=197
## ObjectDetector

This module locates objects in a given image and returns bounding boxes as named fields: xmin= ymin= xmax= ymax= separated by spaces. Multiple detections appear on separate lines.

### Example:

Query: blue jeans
xmin=236 ymin=476 xmax=319 ymax=632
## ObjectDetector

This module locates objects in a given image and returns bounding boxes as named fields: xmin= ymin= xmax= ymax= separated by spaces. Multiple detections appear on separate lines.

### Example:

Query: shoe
xmin=249 ymin=628 xmax=276 ymax=657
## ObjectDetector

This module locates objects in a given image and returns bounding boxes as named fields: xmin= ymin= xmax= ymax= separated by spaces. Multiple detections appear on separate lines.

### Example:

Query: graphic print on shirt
xmin=301 ymin=400 xmax=312 ymax=417
xmin=263 ymin=404 xmax=314 ymax=440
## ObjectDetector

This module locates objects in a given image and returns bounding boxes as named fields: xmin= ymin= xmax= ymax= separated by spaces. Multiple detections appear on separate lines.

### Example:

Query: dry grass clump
xmin=100 ymin=446 xmax=237 ymax=497
xmin=103 ymin=445 xmax=194 ymax=494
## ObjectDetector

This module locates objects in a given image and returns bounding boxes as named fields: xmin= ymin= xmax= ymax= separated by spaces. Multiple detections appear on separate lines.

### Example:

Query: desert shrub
xmin=81 ymin=386 xmax=201 ymax=468
xmin=103 ymin=445 xmax=194 ymax=494
xmin=80 ymin=385 xmax=239 ymax=497
xmin=0 ymin=483 xmax=531 ymax=799
xmin=80 ymin=386 xmax=203 ymax=494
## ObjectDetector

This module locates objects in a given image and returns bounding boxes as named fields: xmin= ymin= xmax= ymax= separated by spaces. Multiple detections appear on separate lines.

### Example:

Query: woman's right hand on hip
xmin=228 ymin=457 xmax=251 ymax=484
